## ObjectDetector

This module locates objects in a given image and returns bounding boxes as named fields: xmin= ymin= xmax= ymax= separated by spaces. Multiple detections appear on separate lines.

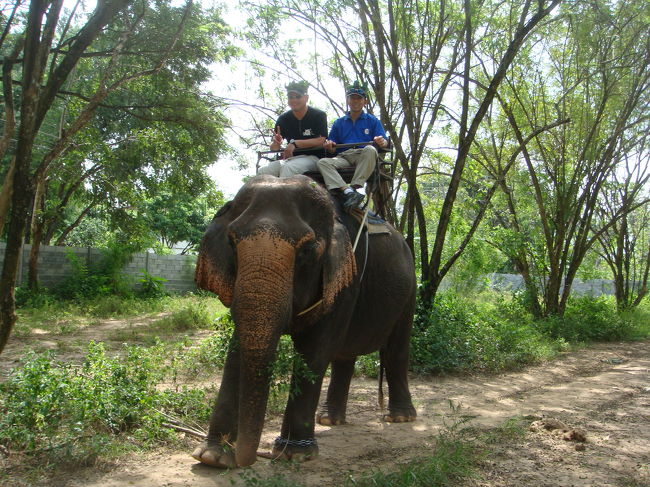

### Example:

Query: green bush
xmin=266 ymin=336 xmax=318 ymax=413
xmin=535 ymin=296 xmax=636 ymax=342
xmin=152 ymin=301 xmax=215 ymax=332
xmin=411 ymin=293 xmax=557 ymax=373
xmin=620 ymin=299 xmax=650 ymax=339
xmin=138 ymin=271 xmax=168 ymax=298
xmin=0 ymin=342 xmax=210 ymax=463
xmin=54 ymin=243 xmax=137 ymax=300
xmin=15 ymin=286 xmax=57 ymax=309
xmin=171 ymin=313 xmax=235 ymax=376
xmin=355 ymin=351 xmax=380 ymax=377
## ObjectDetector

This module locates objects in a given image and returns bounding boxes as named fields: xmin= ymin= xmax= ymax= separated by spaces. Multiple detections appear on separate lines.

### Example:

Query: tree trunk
xmin=0 ymin=0 xmax=131 ymax=356
xmin=0 ymin=158 xmax=16 ymax=236
xmin=27 ymin=176 xmax=46 ymax=290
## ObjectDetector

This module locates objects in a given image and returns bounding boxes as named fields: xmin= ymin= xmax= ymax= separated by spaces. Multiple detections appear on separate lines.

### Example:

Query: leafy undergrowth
xmin=1 ymin=292 xmax=648 ymax=485
xmin=410 ymin=292 xmax=649 ymax=374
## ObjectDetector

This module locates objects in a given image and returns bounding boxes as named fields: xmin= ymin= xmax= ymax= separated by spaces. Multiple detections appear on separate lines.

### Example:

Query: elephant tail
xmin=378 ymin=355 xmax=385 ymax=411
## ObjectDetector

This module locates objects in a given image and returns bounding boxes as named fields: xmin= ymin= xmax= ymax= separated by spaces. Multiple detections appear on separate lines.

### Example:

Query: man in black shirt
xmin=258 ymin=81 xmax=328 ymax=178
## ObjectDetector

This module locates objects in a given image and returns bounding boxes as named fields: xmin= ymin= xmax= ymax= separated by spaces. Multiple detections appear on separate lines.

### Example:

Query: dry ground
xmin=1 ymin=317 xmax=648 ymax=487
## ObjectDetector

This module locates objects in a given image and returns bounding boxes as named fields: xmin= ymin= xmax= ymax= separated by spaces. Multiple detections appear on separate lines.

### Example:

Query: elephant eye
xmin=298 ymin=239 xmax=323 ymax=261
xmin=296 ymin=238 xmax=316 ymax=257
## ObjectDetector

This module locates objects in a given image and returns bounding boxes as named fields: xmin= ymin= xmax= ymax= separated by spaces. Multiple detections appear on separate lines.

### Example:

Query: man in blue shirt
xmin=317 ymin=81 xmax=389 ymax=211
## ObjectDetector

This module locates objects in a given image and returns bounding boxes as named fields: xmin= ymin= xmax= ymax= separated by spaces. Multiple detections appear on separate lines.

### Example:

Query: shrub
xmin=535 ymin=296 xmax=636 ymax=342
xmin=171 ymin=313 xmax=235 ymax=376
xmin=152 ymin=301 xmax=215 ymax=332
xmin=355 ymin=351 xmax=380 ymax=377
xmin=54 ymin=243 xmax=136 ymax=300
xmin=14 ymin=286 xmax=57 ymax=309
xmin=0 ymin=342 xmax=210 ymax=463
xmin=138 ymin=271 xmax=168 ymax=298
xmin=411 ymin=293 xmax=557 ymax=373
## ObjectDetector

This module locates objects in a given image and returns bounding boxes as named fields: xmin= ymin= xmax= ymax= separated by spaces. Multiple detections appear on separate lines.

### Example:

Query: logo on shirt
xmin=303 ymin=129 xmax=313 ymax=136
xmin=364 ymin=128 xmax=370 ymax=135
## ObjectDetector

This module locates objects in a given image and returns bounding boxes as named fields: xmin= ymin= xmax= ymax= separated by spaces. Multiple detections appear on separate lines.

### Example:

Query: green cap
xmin=345 ymin=80 xmax=368 ymax=98
xmin=286 ymin=80 xmax=309 ymax=96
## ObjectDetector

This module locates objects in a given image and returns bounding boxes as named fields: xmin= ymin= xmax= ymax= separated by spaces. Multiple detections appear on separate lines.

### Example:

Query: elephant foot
xmin=271 ymin=437 xmax=319 ymax=462
xmin=383 ymin=406 xmax=417 ymax=423
xmin=383 ymin=413 xmax=417 ymax=423
xmin=191 ymin=441 xmax=236 ymax=469
xmin=316 ymin=410 xmax=346 ymax=426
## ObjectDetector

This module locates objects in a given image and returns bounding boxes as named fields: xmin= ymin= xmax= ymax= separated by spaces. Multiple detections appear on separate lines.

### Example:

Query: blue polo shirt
xmin=328 ymin=111 xmax=387 ymax=153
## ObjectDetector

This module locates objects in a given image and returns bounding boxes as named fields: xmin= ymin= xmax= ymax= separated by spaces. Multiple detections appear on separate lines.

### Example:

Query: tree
xmin=143 ymin=188 xmax=225 ymax=254
xmin=491 ymin=0 xmax=650 ymax=316
xmin=0 ymin=0 xmax=238 ymax=354
xmin=21 ymin=0 xmax=236 ymax=290
xmin=595 ymin=148 xmax=650 ymax=310
xmin=0 ymin=0 xmax=133 ymax=354
xmin=242 ymin=0 xmax=561 ymax=310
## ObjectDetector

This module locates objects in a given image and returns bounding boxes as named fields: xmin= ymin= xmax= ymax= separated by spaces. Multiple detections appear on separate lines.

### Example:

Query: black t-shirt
xmin=275 ymin=107 xmax=327 ymax=158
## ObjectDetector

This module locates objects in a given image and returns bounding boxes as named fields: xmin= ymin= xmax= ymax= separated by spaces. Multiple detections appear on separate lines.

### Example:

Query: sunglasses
xmin=288 ymin=94 xmax=304 ymax=99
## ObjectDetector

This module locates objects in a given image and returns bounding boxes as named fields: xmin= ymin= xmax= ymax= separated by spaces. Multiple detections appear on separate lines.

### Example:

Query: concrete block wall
xmin=0 ymin=242 xmax=197 ymax=294
xmin=484 ymin=273 xmax=619 ymax=296
xmin=0 ymin=242 xmax=627 ymax=297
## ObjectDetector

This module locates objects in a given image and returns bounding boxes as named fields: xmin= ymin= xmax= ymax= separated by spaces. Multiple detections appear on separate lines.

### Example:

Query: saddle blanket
xmin=350 ymin=208 xmax=392 ymax=235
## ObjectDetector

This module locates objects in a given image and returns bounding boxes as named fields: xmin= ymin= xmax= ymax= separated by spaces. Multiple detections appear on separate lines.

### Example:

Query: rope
xmin=296 ymin=192 xmax=371 ymax=318
xmin=296 ymin=158 xmax=380 ymax=317
xmin=296 ymin=298 xmax=323 ymax=317
xmin=274 ymin=437 xmax=318 ymax=448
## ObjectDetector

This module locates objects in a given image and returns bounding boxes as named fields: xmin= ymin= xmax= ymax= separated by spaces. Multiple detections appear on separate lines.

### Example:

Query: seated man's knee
xmin=317 ymin=158 xmax=331 ymax=169
xmin=362 ymin=145 xmax=379 ymax=156
xmin=258 ymin=161 xmax=281 ymax=177
xmin=279 ymin=164 xmax=300 ymax=178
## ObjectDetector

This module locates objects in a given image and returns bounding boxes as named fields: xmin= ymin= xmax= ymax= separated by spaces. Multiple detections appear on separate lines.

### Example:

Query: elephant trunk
xmin=231 ymin=235 xmax=295 ymax=467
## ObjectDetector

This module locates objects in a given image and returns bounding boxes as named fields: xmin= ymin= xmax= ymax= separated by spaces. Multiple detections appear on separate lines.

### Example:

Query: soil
xmin=1 ymin=316 xmax=648 ymax=487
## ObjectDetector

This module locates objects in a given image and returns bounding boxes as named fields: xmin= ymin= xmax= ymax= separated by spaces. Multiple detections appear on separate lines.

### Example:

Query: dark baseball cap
xmin=286 ymin=80 xmax=309 ymax=96
xmin=345 ymin=80 xmax=368 ymax=97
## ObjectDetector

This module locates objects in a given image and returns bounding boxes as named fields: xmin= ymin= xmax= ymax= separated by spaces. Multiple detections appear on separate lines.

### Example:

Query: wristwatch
xmin=289 ymin=139 xmax=297 ymax=147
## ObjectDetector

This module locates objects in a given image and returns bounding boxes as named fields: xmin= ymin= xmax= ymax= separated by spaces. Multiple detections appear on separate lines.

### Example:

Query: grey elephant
xmin=193 ymin=175 xmax=416 ymax=468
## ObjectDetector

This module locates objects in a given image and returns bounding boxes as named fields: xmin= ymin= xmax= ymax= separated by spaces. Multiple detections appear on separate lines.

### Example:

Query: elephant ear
xmin=322 ymin=221 xmax=357 ymax=310
xmin=195 ymin=201 xmax=236 ymax=307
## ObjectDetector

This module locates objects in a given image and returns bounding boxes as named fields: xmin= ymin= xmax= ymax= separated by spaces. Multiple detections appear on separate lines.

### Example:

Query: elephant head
xmin=194 ymin=175 xmax=357 ymax=466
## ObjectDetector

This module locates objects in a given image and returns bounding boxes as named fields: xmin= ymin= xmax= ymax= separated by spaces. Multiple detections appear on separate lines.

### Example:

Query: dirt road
xmin=38 ymin=339 xmax=647 ymax=487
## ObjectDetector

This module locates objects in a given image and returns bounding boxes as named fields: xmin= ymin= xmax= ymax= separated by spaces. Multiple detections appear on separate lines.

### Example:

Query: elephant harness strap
xmin=296 ymin=193 xmax=371 ymax=318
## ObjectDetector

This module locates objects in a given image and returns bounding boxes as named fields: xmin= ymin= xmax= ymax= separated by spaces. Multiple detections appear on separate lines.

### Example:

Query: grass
xmin=15 ymin=293 xmax=226 ymax=338
xmin=341 ymin=403 xmax=479 ymax=487
xmin=342 ymin=436 xmax=477 ymax=487
xmin=3 ymin=291 xmax=649 ymax=486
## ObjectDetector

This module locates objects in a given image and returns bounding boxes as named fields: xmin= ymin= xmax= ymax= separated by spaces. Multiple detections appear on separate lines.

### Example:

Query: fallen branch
xmin=162 ymin=423 xmax=206 ymax=440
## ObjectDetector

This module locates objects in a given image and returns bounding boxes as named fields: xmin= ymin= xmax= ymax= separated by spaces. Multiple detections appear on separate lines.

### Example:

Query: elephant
xmin=192 ymin=174 xmax=416 ymax=468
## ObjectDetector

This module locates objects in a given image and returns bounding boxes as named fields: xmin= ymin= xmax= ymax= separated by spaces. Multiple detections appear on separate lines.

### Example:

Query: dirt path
xmin=30 ymin=339 xmax=645 ymax=487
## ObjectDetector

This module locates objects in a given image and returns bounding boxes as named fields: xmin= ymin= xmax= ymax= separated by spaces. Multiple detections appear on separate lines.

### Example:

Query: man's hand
xmin=323 ymin=139 xmax=337 ymax=153
xmin=373 ymin=135 xmax=388 ymax=148
xmin=282 ymin=143 xmax=295 ymax=160
xmin=270 ymin=127 xmax=283 ymax=151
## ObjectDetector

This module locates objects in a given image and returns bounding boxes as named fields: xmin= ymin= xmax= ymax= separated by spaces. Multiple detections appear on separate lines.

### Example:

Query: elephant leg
xmin=316 ymin=359 xmax=355 ymax=426
xmin=271 ymin=332 xmax=332 ymax=462
xmin=382 ymin=311 xmax=417 ymax=423
xmin=192 ymin=336 xmax=240 ymax=468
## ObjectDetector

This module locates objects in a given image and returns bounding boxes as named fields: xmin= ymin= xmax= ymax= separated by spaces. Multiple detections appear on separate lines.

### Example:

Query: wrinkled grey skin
xmin=193 ymin=175 xmax=416 ymax=468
